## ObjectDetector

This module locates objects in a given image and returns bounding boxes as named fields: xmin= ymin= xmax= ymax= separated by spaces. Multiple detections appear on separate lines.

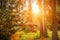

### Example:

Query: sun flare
xmin=32 ymin=3 xmax=39 ymax=15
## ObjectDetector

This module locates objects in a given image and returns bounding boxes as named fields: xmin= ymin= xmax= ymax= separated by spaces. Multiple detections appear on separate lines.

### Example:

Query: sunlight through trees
xmin=0 ymin=0 xmax=60 ymax=40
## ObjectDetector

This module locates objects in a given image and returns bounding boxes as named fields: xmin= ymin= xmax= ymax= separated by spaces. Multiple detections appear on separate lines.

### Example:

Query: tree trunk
xmin=52 ymin=26 xmax=59 ymax=40
xmin=38 ymin=0 xmax=48 ymax=38
xmin=50 ymin=0 xmax=59 ymax=40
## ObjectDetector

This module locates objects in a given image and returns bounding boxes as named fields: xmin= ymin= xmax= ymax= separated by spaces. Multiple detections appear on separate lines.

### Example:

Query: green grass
xmin=58 ymin=31 xmax=60 ymax=40
xmin=47 ymin=30 xmax=52 ymax=40
xmin=18 ymin=30 xmax=40 ymax=40
xmin=16 ymin=29 xmax=60 ymax=40
xmin=47 ymin=29 xmax=60 ymax=40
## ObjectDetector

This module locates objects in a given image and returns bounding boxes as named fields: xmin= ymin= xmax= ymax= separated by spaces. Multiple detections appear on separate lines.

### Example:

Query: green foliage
xmin=18 ymin=30 xmax=40 ymax=40
xmin=57 ymin=24 xmax=60 ymax=31
xmin=57 ymin=5 xmax=60 ymax=13
xmin=0 ymin=29 xmax=10 ymax=40
xmin=0 ymin=0 xmax=24 ymax=40
xmin=23 ymin=26 xmax=31 ymax=33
